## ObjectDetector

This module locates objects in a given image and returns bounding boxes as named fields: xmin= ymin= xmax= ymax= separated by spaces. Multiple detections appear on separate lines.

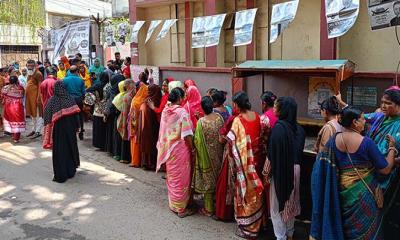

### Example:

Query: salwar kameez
xmin=1 ymin=84 xmax=26 ymax=140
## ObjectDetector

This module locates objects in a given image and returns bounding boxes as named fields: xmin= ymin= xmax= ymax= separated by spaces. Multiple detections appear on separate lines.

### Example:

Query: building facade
xmin=128 ymin=0 xmax=398 ymax=73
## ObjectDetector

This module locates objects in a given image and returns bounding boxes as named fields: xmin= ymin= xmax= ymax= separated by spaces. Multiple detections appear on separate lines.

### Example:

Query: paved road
xmin=0 ymin=123 xmax=309 ymax=240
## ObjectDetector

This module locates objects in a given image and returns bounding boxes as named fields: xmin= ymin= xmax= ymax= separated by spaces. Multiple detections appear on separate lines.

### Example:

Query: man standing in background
xmin=25 ymin=59 xmax=44 ymax=139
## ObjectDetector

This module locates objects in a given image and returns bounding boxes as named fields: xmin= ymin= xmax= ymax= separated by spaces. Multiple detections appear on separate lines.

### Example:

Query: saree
xmin=1 ymin=84 xmax=25 ymax=133
xmin=184 ymin=86 xmax=204 ymax=129
xmin=157 ymin=104 xmax=193 ymax=213
xmin=138 ymin=84 xmax=162 ymax=170
xmin=129 ymin=83 xmax=148 ymax=167
xmin=79 ymin=65 xmax=91 ymax=89
xmin=310 ymin=136 xmax=385 ymax=240
xmin=366 ymin=112 xmax=400 ymax=238
xmin=227 ymin=116 xmax=264 ymax=239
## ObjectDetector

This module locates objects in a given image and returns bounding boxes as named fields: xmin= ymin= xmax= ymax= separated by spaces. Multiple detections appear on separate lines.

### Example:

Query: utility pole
xmin=91 ymin=13 xmax=108 ymax=64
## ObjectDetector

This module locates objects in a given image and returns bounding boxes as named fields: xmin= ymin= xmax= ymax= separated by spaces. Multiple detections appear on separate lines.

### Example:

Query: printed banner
xmin=205 ymin=14 xmax=226 ymax=47
xmin=52 ymin=19 xmax=90 ymax=63
xmin=116 ymin=21 xmax=130 ymax=45
xmin=130 ymin=21 xmax=145 ymax=43
xmin=368 ymin=0 xmax=400 ymax=30
xmin=192 ymin=17 xmax=206 ymax=48
xmin=145 ymin=20 xmax=162 ymax=43
xmin=104 ymin=22 xmax=116 ymax=47
xmin=156 ymin=19 xmax=178 ymax=41
xmin=270 ymin=0 xmax=299 ymax=43
xmin=130 ymin=65 xmax=160 ymax=85
xmin=233 ymin=8 xmax=258 ymax=46
xmin=325 ymin=0 xmax=360 ymax=38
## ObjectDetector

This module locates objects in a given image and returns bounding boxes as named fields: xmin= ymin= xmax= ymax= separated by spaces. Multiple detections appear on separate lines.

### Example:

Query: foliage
xmin=0 ymin=0 xmax=45 ymax=34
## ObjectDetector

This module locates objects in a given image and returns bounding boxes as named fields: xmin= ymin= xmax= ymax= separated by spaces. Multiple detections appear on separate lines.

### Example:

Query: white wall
xmin=45 ymin=0 xmax=112 ymax=18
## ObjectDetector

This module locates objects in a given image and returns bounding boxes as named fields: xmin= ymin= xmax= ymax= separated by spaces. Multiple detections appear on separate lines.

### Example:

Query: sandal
xmin=120 ymin=160 xmax=130 ymax=164
xmin=177 ymin=208 xmax=196 ymax=218
xmin=199 ymin=208 xmax=213 ymax=217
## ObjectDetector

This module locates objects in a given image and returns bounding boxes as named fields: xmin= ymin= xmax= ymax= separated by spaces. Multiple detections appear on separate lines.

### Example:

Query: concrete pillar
xmin=204 ymin=0 xmax=217 ymax=67
xmin=129 ymin=0 xmax=139 ymax=64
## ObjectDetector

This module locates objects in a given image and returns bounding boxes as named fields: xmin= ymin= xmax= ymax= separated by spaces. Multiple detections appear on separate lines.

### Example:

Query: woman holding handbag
xmin=310 ymin=106 xmax=398 ymax=240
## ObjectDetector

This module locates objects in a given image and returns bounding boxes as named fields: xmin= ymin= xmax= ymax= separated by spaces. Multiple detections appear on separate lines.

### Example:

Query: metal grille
xmin=0 ymin=45 xmax=39 ymax=67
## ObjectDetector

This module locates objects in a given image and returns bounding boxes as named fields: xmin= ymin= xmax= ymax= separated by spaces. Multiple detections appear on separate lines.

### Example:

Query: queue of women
xmin=1 ymin=56 xmax=400 ymax=239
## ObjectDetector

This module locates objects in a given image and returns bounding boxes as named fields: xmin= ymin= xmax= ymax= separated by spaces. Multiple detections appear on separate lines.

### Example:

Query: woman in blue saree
xmin=337 ymin=87 xmax=400 ymax=238
xmin=310 ymin=106 xmax=398 ymax=240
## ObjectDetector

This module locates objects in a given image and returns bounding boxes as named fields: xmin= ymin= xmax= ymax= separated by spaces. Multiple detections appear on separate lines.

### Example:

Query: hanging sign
xmin=192 ymin=17 xmax=206 ymax=48
xmin=156 ymin=19 xmax=178 ymax=41
xmin=52 ymin=19 xmax=90 ymax=63
xmin=104 ymin=22 xmax=116 ymax=47
xmin=368 ymin=0 xmax=400 ymax=30
xmin=205 ymin=14 xmax=226 ymax=47
xmin=325 ymin=0 xmax=360 ymax=38
xmin=145 ymin=20 xmax=162 ymax=43
xmin=270 ymin=0 xmax=299 ymax=43
xmin=117 ymin=21 xmax=130 ymax=45
xmin=233 ymin=8 xmax=258 ymax=46
xmin=130 ymin=21 xmax=145 ymax=43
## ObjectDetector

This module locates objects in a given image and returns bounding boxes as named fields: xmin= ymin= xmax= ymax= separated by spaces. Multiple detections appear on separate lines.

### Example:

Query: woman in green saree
xmin=192 ymin=96 xmax=225 ymax=216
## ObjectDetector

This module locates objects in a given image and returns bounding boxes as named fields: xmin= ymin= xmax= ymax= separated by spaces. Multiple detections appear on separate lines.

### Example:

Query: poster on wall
xmin=129 ymin=65 xmax=160 ymax=85
xmin=130 ymin=21 xmax=145 ymax=43
xmin=270 ymin=0 xmax=299 ymax=43
xmin=105 ymin=22 xmax=116 ymax=47
xmin=233 ymin=8 xmax=258 ymax=46
xmin=145 ymin=20 xmax=163 ymax=43
xmin=52 ymin=19 xmax=90 ymax=64
xmin=204 ymin=14 xmax=226 ymax=47
xmin=156 ymin=19 xmax=178 ymax=41
xmin=308 ymin=77 xmax=338 ymax=119
xmin=192 ymin=17 xmax=206 ymax=48
xmin=325 ymin=0 xmax=360 ymax=38
xmin=368 ymin=0 xmax=400 ymax=30
xmin=346 ymin=86 xmax=378 ymax=106
xmin=117 ymin=21 xmax=130 ymax=45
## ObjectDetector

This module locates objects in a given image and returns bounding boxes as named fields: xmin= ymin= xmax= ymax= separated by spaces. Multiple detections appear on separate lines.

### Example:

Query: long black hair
xmin=232 ymin=91 xmax=251 ymax=111
xmin=261 ymin=91 xmax=277 ymax=108
xmin=168 ymin=87 xmax=185 ymax=103
xmin=320 ymin=96 xmax=341 ymax=115
xmin=339 ymin=106 xmax=363 ymax=128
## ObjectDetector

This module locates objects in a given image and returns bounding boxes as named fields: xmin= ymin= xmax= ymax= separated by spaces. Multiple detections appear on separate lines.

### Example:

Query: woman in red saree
xmin=138 ymin=84 xmax=162 ymax=170
xmin=157 ymin=88 xmax=195 ymax=218
xmin=227 ymin=91 xmax=264 ymax=239
xmin=1 ymin=76 xmax=25 ymax=142
xmin=184 ymin=85 xmax=204 ymax=129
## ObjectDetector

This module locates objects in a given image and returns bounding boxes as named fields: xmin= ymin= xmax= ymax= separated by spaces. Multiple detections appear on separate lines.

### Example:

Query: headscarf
xmin=168 ymin=80 xmax=183 ymax=93
xmin=89 ymin=58 xmax=105 ymax=79
xmin=146 ymin=84 xmax=162 ymax=108
xmin=112 ymin=80 xmax=127 ymax=111
xmin=268 ymin=97 xmax=305 ymax=212
xmin=184 ymin=79 xmax=196 ymax=88
xmin=86 ymin=71 xmax=109 ymax=99
xmin=104 ymin=74 xmax=125 ymax=116
xmin=128 ymin=83 xmax=149 ymax=138
xmin=43 ymin=81 xmax=80 ymax=149
xmin=60 ymin=56 xmax=70 ymax=70
xmin=184 ymin=85 xmax=204 ymax=128
xmin=117 ymin=80 xmax=136 ymax=139
xmin=79 ymin=63 xmax=91 ymax=88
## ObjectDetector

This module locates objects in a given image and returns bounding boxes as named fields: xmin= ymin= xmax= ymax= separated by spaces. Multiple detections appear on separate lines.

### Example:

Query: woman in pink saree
xmin=184 ymin=85 xmax=204 ymax=129
xmin=157 ymin=87 xmax=195 ymax=218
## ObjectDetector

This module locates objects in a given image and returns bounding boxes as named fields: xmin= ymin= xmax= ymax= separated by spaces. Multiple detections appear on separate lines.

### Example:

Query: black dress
xmin=112 ymin=110 xmax=123 ymax=158
xmin=105 ymin=113 xmax=115 ymax=155
xmin=92 ymin=116 xmax=106 ymax=150
xmin=52 ymin=114 xmax=80 ymax=183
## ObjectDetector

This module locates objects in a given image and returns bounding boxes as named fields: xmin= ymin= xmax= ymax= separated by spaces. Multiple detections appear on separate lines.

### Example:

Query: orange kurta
xmin=25 ymin=70 xmax=44 ymax=117
xmin=129 ymin=84 xmax=148 ymax=167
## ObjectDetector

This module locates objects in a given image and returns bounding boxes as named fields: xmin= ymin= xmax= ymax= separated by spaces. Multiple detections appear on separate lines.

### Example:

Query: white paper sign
xmin=145 ymin=20 xmax=162 ymax=43
xmin=104 ymin=22 xmax=116 ymax=47
xmin=270 ymin=0 xmax=299 ymax=43
xmin=325 ymin=0 xmax=359 ymax=38
xmin=233 ymin=8 xmax=258 ymax=47
xmin=156 ymin=19 xmax=178 ymax=41
xmin=204 ymin=14 xmax=226 ymax=47
xmin=192 ymin=17 xmax=206 ymax=48
xmin=368 ymin=0 xmax=400 ymax=30
xmin=130 ymin=21 xmax=145 ymax=43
